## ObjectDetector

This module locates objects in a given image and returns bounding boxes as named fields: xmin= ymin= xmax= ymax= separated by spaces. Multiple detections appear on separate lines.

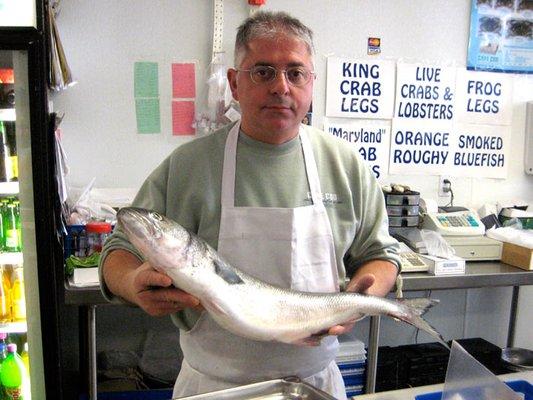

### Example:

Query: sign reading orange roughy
xmin=117 ymin=207 xmax=448 ymax=348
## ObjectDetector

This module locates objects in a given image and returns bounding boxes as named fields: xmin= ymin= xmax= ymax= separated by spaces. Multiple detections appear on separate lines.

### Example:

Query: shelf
xmin=0 ymin=181 xmax=19 ymax=195
xmin=0 ymin=321 xmax=27 ymax=334
xmin=0 ymin=252 xmax=22 ymax=265
xmin=0 ymin=109 xmax=15 ymax=121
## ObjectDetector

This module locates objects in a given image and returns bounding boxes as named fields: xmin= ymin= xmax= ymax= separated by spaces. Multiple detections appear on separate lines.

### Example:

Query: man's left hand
xmin=327 ymin=273 xmax=376 ymax=336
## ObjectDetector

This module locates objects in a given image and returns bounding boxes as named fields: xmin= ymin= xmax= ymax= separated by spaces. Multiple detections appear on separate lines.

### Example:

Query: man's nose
xmin=269 ymin=71 xmax=290 ymax=95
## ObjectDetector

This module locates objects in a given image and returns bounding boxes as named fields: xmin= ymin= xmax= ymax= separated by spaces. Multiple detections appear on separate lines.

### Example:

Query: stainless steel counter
xmin=64 ymin=261 xmax=533 ymax=399
xmin=353 ymin=371 xmax=533 ymax=400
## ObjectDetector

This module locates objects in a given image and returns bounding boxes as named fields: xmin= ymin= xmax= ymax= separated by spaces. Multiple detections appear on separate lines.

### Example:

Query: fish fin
xmin=202 ymin=298 xmax=228 ymax=317
xmin=213 ymin=260 xmax=244 ymax=284
xmin=397 ymin=297 xmax=439 ymax=316
xmin=391 ymin=298 xmax=450 ymax=350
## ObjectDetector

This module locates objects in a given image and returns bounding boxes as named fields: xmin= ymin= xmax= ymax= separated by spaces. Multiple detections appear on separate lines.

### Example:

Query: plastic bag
xmin=420 ymin=229 xmax=456 ymax=259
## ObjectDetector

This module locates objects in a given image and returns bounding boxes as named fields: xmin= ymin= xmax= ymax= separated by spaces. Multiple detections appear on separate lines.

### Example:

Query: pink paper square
xmin=172 ymin=101 xmax=195 ymax=135
xmin=172 ymin=63 xmax=196 ymax=98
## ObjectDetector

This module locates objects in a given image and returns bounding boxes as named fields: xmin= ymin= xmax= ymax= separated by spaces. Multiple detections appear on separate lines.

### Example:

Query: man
xmin=100 ymin=11 xmax=400 ymax=399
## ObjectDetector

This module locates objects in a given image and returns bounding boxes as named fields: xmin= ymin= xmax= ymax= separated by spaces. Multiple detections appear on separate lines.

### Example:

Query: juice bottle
xmin=0 ymin=343 xmax=26 ymax=399
xmin=11 ymin=267 xmax=25 ymax=322
xmin=0 ymin=266 xmax=11 ymax=323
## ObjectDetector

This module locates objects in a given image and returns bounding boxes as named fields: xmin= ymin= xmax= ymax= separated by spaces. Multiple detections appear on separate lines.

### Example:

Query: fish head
xmin=116 ymin=207 xmax=191 ymax=272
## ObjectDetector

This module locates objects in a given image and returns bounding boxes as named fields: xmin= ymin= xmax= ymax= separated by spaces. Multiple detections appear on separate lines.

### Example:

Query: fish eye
xmin=150 ymin=212 xmax=163 ymax=221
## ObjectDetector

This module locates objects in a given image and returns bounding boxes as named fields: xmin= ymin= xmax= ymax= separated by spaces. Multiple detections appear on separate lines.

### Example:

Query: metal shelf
xmin=0 ymin=181 xmax=19 ymax=195
xmin=0 ymin=108 xmax=15 ymax=121
xmin=0 ymin=252 xmax=22 ymax=265
xmin=0 ymin=321 xmax=27 ymax=333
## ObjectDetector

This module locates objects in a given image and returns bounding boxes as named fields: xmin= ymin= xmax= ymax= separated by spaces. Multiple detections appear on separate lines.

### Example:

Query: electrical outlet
xmin=438 ymin=176 xmax=451 ymax=197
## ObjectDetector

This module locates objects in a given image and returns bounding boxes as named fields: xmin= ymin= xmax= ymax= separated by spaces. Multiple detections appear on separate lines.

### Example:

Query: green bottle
xmin=0 ymin=343 xmax=26 ymax=399
xmin=2 ymin=200 xmax=18 ymax=252
xmin=13 ymin=200 xmax=21 ymax=251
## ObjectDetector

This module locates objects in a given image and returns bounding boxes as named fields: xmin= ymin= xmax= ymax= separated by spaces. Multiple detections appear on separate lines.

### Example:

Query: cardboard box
xmin=419 ymin=254 xmax=465 ymax=275
xmin=501 ymin=242 xmax=533 ymax=270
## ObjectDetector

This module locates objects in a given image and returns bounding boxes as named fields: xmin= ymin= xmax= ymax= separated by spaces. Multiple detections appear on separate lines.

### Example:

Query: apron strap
xmin=299 ymin=127 xmax=323 ymax=206
xmin=221 ymin=122 xmax=240 ymax=207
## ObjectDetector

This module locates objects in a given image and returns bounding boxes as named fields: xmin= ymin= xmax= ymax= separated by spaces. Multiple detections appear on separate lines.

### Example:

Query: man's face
xmin=228 ymin=35 xmax=314 ymax=144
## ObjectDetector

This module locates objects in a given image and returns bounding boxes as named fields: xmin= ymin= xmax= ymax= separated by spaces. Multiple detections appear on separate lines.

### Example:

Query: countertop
xmin=352 ymin=371 xmax=532 ymax=399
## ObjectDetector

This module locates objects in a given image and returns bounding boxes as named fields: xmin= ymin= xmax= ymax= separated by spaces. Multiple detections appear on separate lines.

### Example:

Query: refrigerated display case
xmin=0 ymin=0 xmax=64 ymax=398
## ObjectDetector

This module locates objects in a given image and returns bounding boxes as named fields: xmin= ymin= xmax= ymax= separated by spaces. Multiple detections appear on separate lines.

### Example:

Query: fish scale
xmin=117 ymin=207 xmax=449 ymax=348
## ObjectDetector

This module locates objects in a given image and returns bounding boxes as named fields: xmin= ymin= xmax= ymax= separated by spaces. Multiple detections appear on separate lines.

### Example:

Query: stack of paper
xmin=71 ymin=267 xmax=99 ymax=287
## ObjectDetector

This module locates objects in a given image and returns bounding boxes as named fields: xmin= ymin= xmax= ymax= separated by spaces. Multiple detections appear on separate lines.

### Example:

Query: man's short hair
xmin=234 ymin=11 xmax=314 ymax=67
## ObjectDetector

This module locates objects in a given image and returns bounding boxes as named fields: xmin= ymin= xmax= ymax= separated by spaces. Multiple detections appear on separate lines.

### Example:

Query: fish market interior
xmin=0 ymin=0 xmax=532 ymax=399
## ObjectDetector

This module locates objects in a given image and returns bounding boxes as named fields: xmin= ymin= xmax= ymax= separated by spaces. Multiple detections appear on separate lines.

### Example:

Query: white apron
xmin=175 ymin=123 xmax=346 ymax=399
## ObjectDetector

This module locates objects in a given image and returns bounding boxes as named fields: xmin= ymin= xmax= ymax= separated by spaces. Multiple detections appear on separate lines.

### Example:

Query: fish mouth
xmin=117 ymin=207 xmax=161 ymax=241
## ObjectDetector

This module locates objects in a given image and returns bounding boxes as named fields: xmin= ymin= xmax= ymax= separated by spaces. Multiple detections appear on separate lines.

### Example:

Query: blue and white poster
xmin=467 ymin=0 xmax=533 ymax=74
xmin=323 ymin=118 xmax=391 ymax=179
xmin=326 ymin=57 xmax=395 ymax=119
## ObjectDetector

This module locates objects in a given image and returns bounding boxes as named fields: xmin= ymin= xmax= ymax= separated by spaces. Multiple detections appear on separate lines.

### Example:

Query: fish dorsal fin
xmin=214 ymin=260 xmax=244 ymax=284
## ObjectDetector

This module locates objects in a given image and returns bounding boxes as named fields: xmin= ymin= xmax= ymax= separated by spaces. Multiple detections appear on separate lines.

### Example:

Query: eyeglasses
xmin=236 ymin=65 xmax=315 ymax=87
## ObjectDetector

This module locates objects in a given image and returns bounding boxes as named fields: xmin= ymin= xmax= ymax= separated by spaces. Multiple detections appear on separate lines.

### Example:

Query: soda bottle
xmin=11 ymin=267 xmax=25 ymax=322
xmin=3 ymin=200 xmax=19 ymax=252
xmin=0 ymin=343 xmax=27 ymax=399
xmin=0 ymin=331 xmax=7 ymax=349
xmin=0 ymin=267 xmax=11 ymax=323
xmin=21 ymin=342 xmax=29 ymax=375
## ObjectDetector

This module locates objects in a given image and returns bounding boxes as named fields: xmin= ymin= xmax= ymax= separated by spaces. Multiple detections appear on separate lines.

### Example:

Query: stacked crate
xmin=336 ymin=340 xmax=366 ymax=397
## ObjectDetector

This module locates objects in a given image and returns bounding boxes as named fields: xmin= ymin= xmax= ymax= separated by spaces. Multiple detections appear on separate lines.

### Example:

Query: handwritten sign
xmin=455 ymin=68 xmax=513 ymax=125
xmin=449 ymin=123 xmax=509 ymax=179
xmin=326 ymin=57 xmax=395 ymax=119
xmin=394 ymin=63 xmax=456 ymax=121
xmin=323 ymin=118 xmax=391 ymax=179
xmin=388 ymin=119 xmax=453 ymax=176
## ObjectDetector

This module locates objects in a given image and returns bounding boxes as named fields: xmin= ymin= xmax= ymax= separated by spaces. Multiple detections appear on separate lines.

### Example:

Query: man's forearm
xmin=102 ymin=249 xmax=143 ymax=304
xmin=347 ymin=259 xmax=398 ymax=297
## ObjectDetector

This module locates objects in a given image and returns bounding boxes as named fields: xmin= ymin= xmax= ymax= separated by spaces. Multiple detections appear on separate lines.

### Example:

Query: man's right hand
xmin=102 ymin=249 xmax=201 ymax=316
xmin=129 ymin=262 xmax=201 ymax=316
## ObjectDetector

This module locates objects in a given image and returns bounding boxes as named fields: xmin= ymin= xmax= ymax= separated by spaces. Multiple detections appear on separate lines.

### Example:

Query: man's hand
xmin=327 ymin=273 xmax=376 ymax=336
xmin=102 ymin=249 xmax=201 ymax=317
xmin=129 ymin=262 xmax=201 ymax=317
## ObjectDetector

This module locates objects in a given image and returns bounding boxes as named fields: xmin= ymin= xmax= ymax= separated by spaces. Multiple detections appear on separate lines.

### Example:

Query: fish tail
xmin=391 ymin=298 xmax=450 ymax=350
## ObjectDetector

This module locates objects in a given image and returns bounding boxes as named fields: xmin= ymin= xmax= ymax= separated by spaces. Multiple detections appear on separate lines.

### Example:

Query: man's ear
xmin=227 ymin=68 xmax=239 ymax=101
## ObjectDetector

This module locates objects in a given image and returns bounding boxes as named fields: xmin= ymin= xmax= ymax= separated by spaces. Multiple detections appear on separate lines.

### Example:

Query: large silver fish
xmin=117 ymin=207 xmax=448 ymax=347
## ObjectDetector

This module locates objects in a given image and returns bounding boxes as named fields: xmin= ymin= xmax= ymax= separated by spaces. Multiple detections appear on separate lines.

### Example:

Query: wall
xmin=52 ymin=0 xmax=533 ymax=366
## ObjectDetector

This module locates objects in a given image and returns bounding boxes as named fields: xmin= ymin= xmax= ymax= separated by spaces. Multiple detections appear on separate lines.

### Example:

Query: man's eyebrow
xmin=252 ymin=61 xmax=307 ymax=67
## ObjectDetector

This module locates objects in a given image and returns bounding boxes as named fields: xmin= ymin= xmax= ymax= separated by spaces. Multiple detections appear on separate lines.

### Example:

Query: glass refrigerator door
xmin=0 ymin=49 xmax=44 ymax=399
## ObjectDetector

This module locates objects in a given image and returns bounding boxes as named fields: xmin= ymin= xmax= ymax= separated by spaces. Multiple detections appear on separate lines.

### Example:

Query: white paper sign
xmin=389 ymin=119 xmax=453 ymax=175
xmin=455 ymin=69 xmax=513 ymax=126
xmin=394 ymin=63 xmax=456 ymax=121
xmin=449 ymin=123 xmax=510 ymax=179
xmin=0 ymin=0 xmax=36 ymax=27
xmin=326 ymin=57 xmax=395 ymax=119
xmin=323 ymin=118 xmax=391 ymax=179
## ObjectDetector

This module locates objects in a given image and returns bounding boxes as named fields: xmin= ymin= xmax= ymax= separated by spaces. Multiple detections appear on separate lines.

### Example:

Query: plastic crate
xmin=414 ymin=379 xmax=533 ymax=400
xmin=79 ymin=389 xmax=173 ymax=400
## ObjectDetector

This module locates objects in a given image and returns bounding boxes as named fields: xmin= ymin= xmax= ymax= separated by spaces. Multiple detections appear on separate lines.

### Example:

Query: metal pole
xmin=88 ymin=305 xmax=97 ymax=400
xmin=507 ymin=286 xmax=519 ymax=348
xmin=365 ymin=315 xmax=381 ymax=394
